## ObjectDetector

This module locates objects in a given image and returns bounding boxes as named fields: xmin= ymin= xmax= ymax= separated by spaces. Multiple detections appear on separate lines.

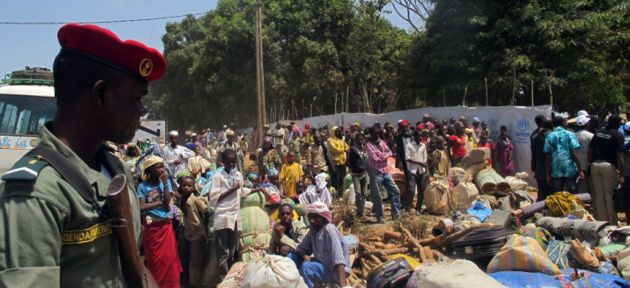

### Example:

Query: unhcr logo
xmin=517 ymin=118 xmax=529 ymax=132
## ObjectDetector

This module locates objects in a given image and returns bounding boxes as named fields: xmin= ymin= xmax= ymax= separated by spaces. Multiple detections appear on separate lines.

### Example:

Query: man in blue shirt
xmin=544 ymin=116 xmax=584 ymax=194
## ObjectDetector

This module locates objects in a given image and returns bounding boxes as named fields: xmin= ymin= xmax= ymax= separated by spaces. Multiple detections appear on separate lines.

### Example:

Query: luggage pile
xmin=350 ymin=147 xmax=630 ymax=287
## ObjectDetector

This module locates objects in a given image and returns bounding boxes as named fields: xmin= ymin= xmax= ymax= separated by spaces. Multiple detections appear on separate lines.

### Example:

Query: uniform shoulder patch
xmin=1 ymin=155 xmax=50 ymax=182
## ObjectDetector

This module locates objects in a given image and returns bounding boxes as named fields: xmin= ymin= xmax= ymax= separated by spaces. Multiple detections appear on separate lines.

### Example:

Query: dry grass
xmin=393 ymin=211 xmax=441 ymax=241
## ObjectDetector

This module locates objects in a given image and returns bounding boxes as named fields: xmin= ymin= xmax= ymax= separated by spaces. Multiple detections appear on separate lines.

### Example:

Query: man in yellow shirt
xmin=280 ymin=151 xmax=304 ymax=199
xmin=327 ymin=126 xmax=349 ymax=193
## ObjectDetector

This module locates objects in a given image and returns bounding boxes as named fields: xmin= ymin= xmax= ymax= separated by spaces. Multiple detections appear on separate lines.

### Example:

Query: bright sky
xmin=0 ymin=0 xmax=411 ymax=77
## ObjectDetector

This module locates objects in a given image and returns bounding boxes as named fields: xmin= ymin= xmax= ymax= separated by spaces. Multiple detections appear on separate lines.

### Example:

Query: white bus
xmin=0 ymin=68 xmax=56 ymax=172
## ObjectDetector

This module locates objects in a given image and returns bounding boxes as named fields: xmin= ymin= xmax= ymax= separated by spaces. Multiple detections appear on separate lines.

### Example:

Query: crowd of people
xmin=530 ymin=110 xmax=629 ymax=225
xmin=116 ymin=113 xmax=524 ymax=287
xmin=114 ymin=109 xmax=630 ymax=287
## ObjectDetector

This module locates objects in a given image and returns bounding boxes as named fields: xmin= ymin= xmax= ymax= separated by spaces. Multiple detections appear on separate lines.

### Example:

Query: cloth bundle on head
xmin=267 ymin=167 xmax=279 ymax=177
xmin=576 ymin=115 xmax=590 ymax=127
xmin=176 ymin=171 xmax=192 ymax=181
xmin=577 ymin=110 xmax=589 ymax=117
xmin=141 ymin=155 xmax=164 ymax=181
xmin=307 ymin=201 xmax=333 ymax=223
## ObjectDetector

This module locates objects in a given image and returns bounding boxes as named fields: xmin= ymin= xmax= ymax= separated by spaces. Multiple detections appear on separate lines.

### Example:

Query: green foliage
xmin=151 ymin=0 xmax=410 ymax=130
xmin=401 ymin=0 xmax=630 ymax=113
xmin=150 ymin=0 xmax=630 ymax=130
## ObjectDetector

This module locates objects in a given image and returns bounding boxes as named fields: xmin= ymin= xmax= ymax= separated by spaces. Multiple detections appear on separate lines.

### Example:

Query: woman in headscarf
xmin=136 ymin=156 xmax=182 ymax=288
xmin=293 ymin=202 xmax=350 ymax=288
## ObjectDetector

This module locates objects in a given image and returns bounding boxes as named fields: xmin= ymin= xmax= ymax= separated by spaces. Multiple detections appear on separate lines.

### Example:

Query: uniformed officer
xmin=0 ymin=23 xmax=166 ymax=287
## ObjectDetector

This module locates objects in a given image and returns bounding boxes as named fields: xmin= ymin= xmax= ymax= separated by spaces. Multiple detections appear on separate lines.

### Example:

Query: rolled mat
xmin=520 ymin=193 xmax=591 ymax=220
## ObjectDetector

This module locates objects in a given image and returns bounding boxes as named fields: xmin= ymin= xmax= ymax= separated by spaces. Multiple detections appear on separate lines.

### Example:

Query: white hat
xmin=576 ymin=115 xmax=590 ymax=127
xmin=577 ymin=110 xmax=589 ymax=117
xmin=169 ymin=130 xmax=179 ymax=137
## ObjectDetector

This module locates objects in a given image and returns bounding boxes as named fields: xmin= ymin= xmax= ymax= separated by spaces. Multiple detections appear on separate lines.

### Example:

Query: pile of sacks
xmin=424 ymin=147 xmax=535 ymax=217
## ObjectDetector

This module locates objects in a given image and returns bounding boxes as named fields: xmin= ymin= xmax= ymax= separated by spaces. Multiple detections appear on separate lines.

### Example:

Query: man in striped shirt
xmin=366 ymin=125 xmax=401 ymax=223
xmin=294 ymin=202 xmax=350 ymax=288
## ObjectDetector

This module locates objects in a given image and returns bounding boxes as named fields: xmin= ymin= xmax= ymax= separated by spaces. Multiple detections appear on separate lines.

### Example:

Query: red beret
xmin=57 ymin=23 xmax=166 ymax=83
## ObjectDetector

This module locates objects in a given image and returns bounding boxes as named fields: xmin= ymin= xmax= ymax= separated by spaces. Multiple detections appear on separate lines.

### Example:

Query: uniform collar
xmin=39 ymin=122 xmax=120 ymax=193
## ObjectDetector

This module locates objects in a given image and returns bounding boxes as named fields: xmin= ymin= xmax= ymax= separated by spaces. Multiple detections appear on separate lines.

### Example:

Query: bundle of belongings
xmin=353 ymin=146 xmax=630 ymax=288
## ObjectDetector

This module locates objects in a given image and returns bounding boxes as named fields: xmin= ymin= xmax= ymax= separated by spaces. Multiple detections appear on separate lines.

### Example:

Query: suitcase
xmin=452 ymin=225 xmax=510 ymax=269
xmin=486 ymin=209 xmax=513 ymax=231
xmin=367 ymin=257 xmax=414 ymax=288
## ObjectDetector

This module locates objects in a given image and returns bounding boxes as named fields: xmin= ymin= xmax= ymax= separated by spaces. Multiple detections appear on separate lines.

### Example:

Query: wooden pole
xmin=484 ymin=77 xmax=488 ymax=106
xmin=346 ymin=85 xmax=350 ymax=112
xmin=255 ymin=2 xmax=264 ymax=142
xmin=462 ymin=85 xmax=468 ymax=106
xmin=549 ymin=79 xmax=553 ymax=109
xmin=259 ymin=5 xmax=266 ymax=125
xmin=511 ymin=67 xmax=516 ymax=105
xmin=530 ymin=79 xmax=534 ymax=107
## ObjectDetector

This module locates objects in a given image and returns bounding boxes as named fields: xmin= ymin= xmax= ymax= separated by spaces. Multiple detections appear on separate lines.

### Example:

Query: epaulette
xmin=1 ymin=155 xmax=50 ymax=182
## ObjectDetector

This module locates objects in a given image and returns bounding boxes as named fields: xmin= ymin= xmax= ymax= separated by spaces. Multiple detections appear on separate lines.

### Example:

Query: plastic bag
xmin=489 ymin=271 xmax=568 ymax=288
xmin=560 ymin=268 xmax=630 ymax=288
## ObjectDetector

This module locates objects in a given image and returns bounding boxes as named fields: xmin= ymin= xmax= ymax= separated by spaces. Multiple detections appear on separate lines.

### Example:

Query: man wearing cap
xmin=574 ymin=114 xmax=593 ymax=194
xmin=0 ymin=23 xmax=165 ymax=287
xmin=220 ymin=129 xmax=244 ymax=172
xmin=163 ymin=130 xmax=195 ymax=178
xmin=588 ymin=114 xmax=624 ymax=223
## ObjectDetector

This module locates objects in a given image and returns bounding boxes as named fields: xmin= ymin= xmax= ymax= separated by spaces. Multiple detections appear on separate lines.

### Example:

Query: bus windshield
xmin=0 ymin=94 xmax=55 ymax=136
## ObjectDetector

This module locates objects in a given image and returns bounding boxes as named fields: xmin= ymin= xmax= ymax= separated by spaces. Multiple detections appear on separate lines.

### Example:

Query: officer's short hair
xmin=53 ymin=51 xmax=118 ymax=106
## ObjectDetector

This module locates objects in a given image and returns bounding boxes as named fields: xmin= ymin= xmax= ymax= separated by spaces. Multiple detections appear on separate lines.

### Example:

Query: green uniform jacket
xmin=0 ymin=125 xmax=142 ymax=288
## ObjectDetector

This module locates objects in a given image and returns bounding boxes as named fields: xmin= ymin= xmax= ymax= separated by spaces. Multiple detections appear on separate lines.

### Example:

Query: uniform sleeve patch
xmin=2 ymin=156 xmax=49 ymax=182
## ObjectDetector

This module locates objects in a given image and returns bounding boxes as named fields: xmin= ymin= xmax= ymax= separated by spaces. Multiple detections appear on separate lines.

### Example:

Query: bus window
xmin=0 ymin=95 xmax=55 ymax=136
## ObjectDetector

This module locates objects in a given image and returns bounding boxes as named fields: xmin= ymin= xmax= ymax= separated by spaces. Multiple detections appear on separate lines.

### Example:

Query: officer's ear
xmin=92 ymin=79 xmax=108 ymax=108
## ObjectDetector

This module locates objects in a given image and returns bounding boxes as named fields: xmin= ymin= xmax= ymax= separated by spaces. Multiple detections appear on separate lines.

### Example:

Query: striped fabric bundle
xmin=487 ymin=234 xmax=561 ymax=275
